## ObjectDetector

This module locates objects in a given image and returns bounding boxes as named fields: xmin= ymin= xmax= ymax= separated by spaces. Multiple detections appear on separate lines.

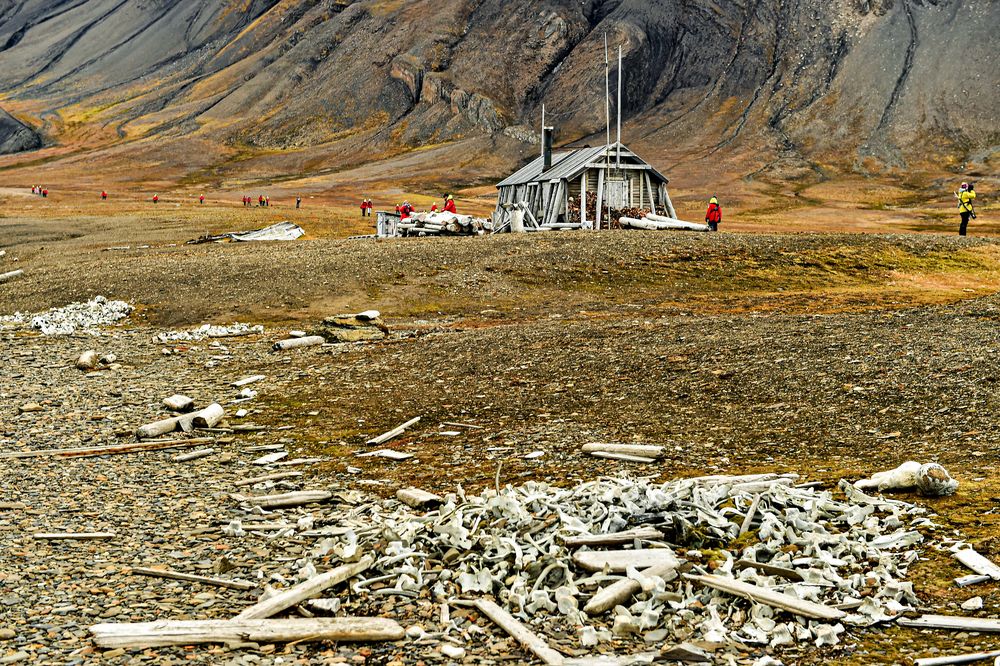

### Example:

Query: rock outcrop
xmin=0 ymin=108 xmax=41 ymax=154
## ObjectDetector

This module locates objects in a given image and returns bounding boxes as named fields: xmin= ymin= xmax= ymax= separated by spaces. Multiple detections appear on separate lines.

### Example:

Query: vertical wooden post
xmin=580 ymin=173 xmax=588 ymax=229
xmin=660 ymin=183 xmax=677 ymax=219
xmin=596 ymin=169 xmax=605 ymax=231
xmin=638 ymin=173 xmax=644 ymax=209
xmin=644 ymin=172 xmax=655 ymax=212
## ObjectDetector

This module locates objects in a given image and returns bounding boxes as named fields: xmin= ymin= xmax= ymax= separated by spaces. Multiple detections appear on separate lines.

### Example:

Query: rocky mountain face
xmin=0 ymin=0 xmax=994 ymax=176
xmin=0 ymin=108 xmax=42 ymax=154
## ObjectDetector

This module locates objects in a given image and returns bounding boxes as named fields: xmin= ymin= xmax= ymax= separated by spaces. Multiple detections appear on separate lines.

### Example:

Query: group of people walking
xmin=242 ymin=195 xmax=270 ymax=207
xmin=30 ymin=185 xmax=48 ymax=197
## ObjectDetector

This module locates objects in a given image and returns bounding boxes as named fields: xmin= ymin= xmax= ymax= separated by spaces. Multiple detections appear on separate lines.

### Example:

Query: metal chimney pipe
xmin=542 ymin=127 xmax=553 ymax=171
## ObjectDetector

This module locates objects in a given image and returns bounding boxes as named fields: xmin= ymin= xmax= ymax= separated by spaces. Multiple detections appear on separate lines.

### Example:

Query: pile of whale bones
xmin=213 ymin=471 xmax=954 ymax=663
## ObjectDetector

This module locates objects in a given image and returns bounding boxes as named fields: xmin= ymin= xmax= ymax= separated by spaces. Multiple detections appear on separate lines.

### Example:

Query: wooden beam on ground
xmin=584 ymin=562 xmax=677 ymax=615
xmin=235 ymin=556 xmax=374 ymax=620
xmin=590 ymin=452 xmax=657 ymax=463
xmin=89 ymin=617 xmax=405 ymax=649
xmin=685 ymin=574 xmax=845 ymax=621
xmin=573 ymin=549 xmax=678 ymax=573
xmin=0 ymin=269 xmax=24 ymax=283
xmin=581 ymin=443 xmax=663 ymax=458
xmin=34 ymin=532 xmax=116 ymax=540
xmin=232 ymin=490 xmax=331 ymax=509
xmin=131 ymin=567 xmax=255 ymax=590
xmin=562 ymin=528 xmax=663 ymax=549
xmin=366 ymin=417 xmax=420 ymax=446
xmin=234 ymin=471 xmax=303 ymax=487
xmin=465 ymin=598 xmax=565 ymax=665
xmin=898 ymin=614 xmax=1000 ymax=633
xmin=0 ymin=438 xmax=212 ymax=460
xmin=913 ymin=651 xmax=1000 ymax=666
xmin=172 ymin=448 xmax=215 ymax=462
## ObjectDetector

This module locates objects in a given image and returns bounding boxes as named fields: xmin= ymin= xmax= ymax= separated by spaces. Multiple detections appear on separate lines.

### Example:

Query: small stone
xmin=17 ymin=403 xmax=42 ymax=414
xmin=405 ymin=624 xmax=425 ymax=639
xmin=961 ymin=596 xmax=984 ymax=611
xmin=101 ymin=648 xmax=126 ymax=659
xmin=76 ymin=350 xmax=99 ymax=370
xmin=0 ymin=628 xmax=15 ymax=640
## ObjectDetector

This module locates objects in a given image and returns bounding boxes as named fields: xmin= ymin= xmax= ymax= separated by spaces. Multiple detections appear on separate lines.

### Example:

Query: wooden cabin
xmin=494 ymin=141 xmax=677 ymax=230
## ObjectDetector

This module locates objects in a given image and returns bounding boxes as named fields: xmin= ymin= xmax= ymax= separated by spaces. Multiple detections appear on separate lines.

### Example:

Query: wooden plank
xmin=236 ymin=491 xmax=332 ymax=509
xmin=367 ymin=416 xmax=420 ymax=446
xmin=685 ymin=574 xmax=845 ymax=621
xmin=89 ymin=617 xmax=405 ymax=649
xmin=590 ymin=452 xmax=657 ymax=464
xmin=468 ymin=598 xmax=565 ymax=665
xmin=0 ymin=269 xmax=24 ymax=283
xmin=954 ymin=549 xmax=1000 ymax=580
xmin=131 ymin=567 xmax=255 ymax=591
xmin=644 ymin=172 xmax=655 ymax=212
xmin=172 ymin=448 xmax=215 ymax=462
xmin=34 ymin=532 xmax=116 ymax=540
xmin=235 ymin=556 xmax=374 ymax=620
xmin=234 ymin=471 xmax=303 ymax=487
xmin=0 ymin=438 xmax=212 ymax=460
xmin=583 ymin=562 xmax=677 ymax=615
xmin=562 ymin=528 xmax=663 ymax=548
xmin=595 ymin=168 xmax=604 ymax=230
xmin=898 ymin=614 xmax=1000 ymax=633
xmin=913 ymin=650 xmax=1000 ymax=666
xmin=581 ymin=443 xmax=663 ymax=458
xmin=573 ymin=549 xmax=679 ymax=573
xmin=231 ymin=375 xmax=265 ymax=387
xmin=580 ymin=173 xmax=588 ymax=229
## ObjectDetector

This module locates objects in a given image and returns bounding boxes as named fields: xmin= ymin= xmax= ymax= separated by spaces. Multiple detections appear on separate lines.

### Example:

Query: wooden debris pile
xmin=399 ymin=212 xmax=486 ymax=237
xmin=200 ymin=472 xmax=932 ymax=662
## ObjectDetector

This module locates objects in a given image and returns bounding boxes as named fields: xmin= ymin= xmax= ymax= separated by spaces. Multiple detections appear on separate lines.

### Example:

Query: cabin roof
xmin=496 ymin=142 xmax=667 ymax=188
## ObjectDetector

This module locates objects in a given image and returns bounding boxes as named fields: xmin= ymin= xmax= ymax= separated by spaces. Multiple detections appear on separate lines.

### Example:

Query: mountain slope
xmin=0 ymin=0 xmax=994 ymax=181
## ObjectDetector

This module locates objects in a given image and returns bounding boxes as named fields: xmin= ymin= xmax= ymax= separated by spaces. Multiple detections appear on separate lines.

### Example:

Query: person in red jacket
xmin=443 ymin=194 xmax=457 ymax=214
xmin=101 ymin=190 xmax=108 ymax=200
xmin=199 ymin=195 xmax=205 ymax=205
xmin=152 ymin=194 xmax=159 ymax=204
xmin=705 ymin=196 xmax=721 ymax=232
xmin=361 ymin=200 xmax=367 ymax=217
xmin=430 ymin=203 xmax=438 ymax=213
xmin=41 ymin=188 xmax=48 ymax=198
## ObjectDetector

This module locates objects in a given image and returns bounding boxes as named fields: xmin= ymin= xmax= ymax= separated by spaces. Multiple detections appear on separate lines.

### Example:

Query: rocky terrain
xmin=0 ymin=0 xmax=995 ymax=190
xmin=0 ymin=108 xmax=41 ymax=154
xmin=3 ymin=215 xmax=1000 ymax=663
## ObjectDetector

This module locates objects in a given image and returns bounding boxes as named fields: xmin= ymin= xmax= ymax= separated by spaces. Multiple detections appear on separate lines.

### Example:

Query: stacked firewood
xmin=567 ymin=191 xmax=599 ymax=225
xmin=398 ymin=212 xmax=485 ymax=237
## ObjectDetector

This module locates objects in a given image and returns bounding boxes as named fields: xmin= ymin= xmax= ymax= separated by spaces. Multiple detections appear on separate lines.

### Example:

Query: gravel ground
xmin=2 ymin=230 xmax=1000 ymax=664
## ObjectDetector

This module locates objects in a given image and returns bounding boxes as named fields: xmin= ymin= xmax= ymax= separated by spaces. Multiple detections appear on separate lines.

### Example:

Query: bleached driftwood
xmin=581 ymin=443 xmax=663 ymax=458
xmin=0 ymin=269 xmax=24 ymax=283
xmin=273 ymin=336 xmax=325 ymax=351
xmin=685 ymin=574 xmax=845 ymax=621
xmin=584 ymin=562 xmax=677 ymax=615
xmin=620 ymin=216 xmax=710 ymax=232
xmin=234 ymin=471 xmax=303 ymax=487
xmin=562 ymin=527 xmax=663 ymax=548
xmin=0 ymin=438 xmax=212 ymax=459
xmin=231 ymin=375 xmax=265 ymax=387
xmin=898 ymin=614 xmax=1000 ymax=632
xmin=464 ymin=598 xmax=565 ymax=665
xmin=34 ymin=532 xmax=116 ymax=540
xmin=89 ymin=617 xmax=404 ymax=649
xmin=590 ymin=452 xmax=657 ymax=463
xmin=76 ymin=350 xmax=99 ymax=371
xmin=235 ymin=556 xmax=374 ymax=620
xmin=913 ymin=650 xmax=1000 ymax=666
xmin=136 ymin=416 xmax=181 ymax=440
xmin=175 ymin=403 xmax=224 ymax=432
xmin=573 ymin=549 xmax=679 ymax=573
xmin=235 ymin=490 xmax=332 ymax=509
xmin=172 ymin=448 xmax=215 ymax=462
xmin=131 ymin=567 xmax=254 ymax=590
xmin=367 ymin=416 xmax=421 ymax=445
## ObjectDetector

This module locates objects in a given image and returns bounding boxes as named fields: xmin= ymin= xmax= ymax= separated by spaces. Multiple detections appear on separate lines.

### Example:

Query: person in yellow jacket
xmin=956 ymin=182 xmax=976 ymax=236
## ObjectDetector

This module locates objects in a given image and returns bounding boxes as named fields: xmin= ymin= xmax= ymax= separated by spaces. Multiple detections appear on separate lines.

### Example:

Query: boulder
xmin=311 ymin=311 xmax=388 ymax=343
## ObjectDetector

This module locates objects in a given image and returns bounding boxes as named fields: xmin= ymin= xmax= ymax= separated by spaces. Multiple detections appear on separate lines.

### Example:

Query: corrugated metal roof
xmin=496 ymin=142 xmax=668 ymax=188
xmin=495 ymin=151 xmax=574 ymax=188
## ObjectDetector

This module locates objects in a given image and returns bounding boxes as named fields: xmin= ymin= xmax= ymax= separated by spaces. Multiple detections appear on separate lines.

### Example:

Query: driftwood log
xmin=584 ymin=562 xmax=678 ymax=615
xmin=0 ymin=438 xmax=213 ymax=460
xmin=235 ymin=556 xmax=374 ymax=620
xmin=0 ymin=269 xmax=24 ymax=283
xmin=90 ymin=617 xmax=404 ymax=649
xmin=273 ymin=336 xmax=325 ymax=351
